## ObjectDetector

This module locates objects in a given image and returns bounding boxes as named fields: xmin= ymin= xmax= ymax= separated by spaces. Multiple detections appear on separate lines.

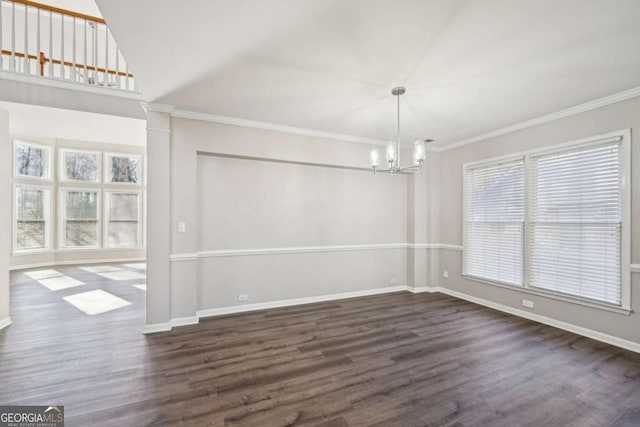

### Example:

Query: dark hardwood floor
xmin=2 ymin=267 xmax=640 ymax=426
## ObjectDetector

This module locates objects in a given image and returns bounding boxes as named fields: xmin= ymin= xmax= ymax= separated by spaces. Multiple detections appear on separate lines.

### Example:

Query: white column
xmin=0 ymin=108 xmax=12 ymax=330
xmin=145 ymin=110 xmax=172 ymax=331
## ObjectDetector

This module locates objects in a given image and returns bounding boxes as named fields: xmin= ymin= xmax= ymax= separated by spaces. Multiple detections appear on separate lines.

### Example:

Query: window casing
xmin=14 ymin=141 xmax=51 ymax=180
xmin=60 ymin=148 xmax=101 ymax=183
xmin=463 ymin=131 xmax=630 ymax=310
xmin=14 ymin=185 xmax=51 ymax=253
xmin=60 ymin=189 xmax=101 ymax=249
xmin=104 ymin=191 xmax=142 ymax=248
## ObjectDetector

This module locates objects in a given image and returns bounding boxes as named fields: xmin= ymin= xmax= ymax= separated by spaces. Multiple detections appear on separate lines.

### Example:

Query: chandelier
xmin=369 ymin=87 xmax=433 ymax=174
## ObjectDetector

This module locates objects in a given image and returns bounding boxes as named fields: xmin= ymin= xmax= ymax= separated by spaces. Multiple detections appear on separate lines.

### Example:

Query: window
xmin=106 ymin=153 xmax=141 ymax=184
xmin=464 ymin=158 xmax=525 ymax=286
xmin=60 ymin=189 xmax=100 ymax=248
xmin=15 ymin=186 xmax=51 ymax=252
xmin=60 ymin=149 xmax=100 ymax=182
xmin=464 ymin=131 xmax=630 ymax=309
xmin=528 ymin=140 xmax=625 ymax=306
xmin=14 ymin=141 xmax=51 ymax=180
xmin=104 ymin=191 xmax=141 ymax=248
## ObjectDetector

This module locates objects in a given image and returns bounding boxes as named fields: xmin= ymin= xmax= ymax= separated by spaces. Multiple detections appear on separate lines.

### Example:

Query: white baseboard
xmin=142 ymin=284 xmax=640 ymax=354
xmin=197 ymin=286 xmax=407 ymax=319
xmin=437 ymin=287 xmax=640 ymax=354
xmin=143 ymin=322 xmax=172 ymax=334
xmin=0 ymin=317 xmax=12 ymax=330
xmin=10 ymin=257 xmax=146 ymax=271
xmin=171 ymin=316 xmax=199 ymax=327
xmin=406 ymin=286 xmax=440 ymax=294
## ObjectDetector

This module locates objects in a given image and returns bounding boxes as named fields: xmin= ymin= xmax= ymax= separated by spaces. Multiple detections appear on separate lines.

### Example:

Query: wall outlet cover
xmin=238 ymin=294 xmax=248 ymax=302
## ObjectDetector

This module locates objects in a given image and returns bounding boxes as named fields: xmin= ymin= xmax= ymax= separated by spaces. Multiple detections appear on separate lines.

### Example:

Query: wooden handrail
xmin=1 ymin=49 xmax=134 ymax=78
xmin=7 ymin=0 xmax=106 ymax=24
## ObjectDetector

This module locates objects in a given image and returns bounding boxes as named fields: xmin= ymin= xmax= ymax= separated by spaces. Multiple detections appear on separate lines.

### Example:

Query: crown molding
xmin=141 ymin=103 xmax=174 ymax=114
xmin=433 ymin=86 xmax=640 ymax=153
xmin=170 ymin=108 xmax=386 ymax=146
xmin=142 ymin=85 xmax=640 ymax=152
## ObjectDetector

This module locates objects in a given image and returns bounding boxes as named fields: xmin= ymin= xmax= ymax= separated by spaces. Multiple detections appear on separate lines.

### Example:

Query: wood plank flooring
xmin=1 ymin=267 xmax=640 ymax=426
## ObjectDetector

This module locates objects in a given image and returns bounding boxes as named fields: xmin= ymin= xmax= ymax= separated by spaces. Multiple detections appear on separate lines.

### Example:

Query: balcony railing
xmin=0 ymin=0 xmax=137 ymax=92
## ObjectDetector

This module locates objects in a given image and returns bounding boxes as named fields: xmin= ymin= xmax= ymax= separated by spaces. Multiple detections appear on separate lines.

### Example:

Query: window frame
xmin=13 ymin=140 xmax=52 ymax=181
xmin=13 ymin=184 xmax=52 ymax=254
xmin=59 ymin=148 xmax=102 ymax=183
xmin=103 ymin=189 xmax=143 ymax=249
xmin=462 ymin=129 xmax=631 ymax=312
xmin=104 ymin=152 xmax=143 ymax=186
xmin=58 ymin=187 xmax=102 ymax=250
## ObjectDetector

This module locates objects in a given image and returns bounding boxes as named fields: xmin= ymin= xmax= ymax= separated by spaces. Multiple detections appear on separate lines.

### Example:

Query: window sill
xmin=460 ymin=273 xmax=632 ymax=315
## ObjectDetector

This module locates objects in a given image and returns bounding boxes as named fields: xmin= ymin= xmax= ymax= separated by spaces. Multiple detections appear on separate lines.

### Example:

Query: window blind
xmin=464 ymin=158 xmax=525 ymax=286
xmin=527 ymin=140 xmax=622 ymax=305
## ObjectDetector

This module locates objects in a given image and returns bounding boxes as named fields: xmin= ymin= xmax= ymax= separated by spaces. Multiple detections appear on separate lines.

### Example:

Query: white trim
xmin=198 ymin=243 xmax=406 ymax=258
xmin=169 ymin=253 xmax=198 ymax=262
xmin=462 ymin=129 xmax=631 ymax=310
xmin=631 ymin=264 xmax=640 ymax=273
xmin=59 ymin=148 xmax=102 ymax=183
xmin=0 ymin=317 xmax=12 ymax=330
xmin=143 ymin=322 xmax=172 ymax=334
xmin=13 ymin=139 xmax=53 ymax=181
xmin=104 ymin=152 xmax=143 ymax=186
xmin=438 ymin=287 xmax=640 ymax=354
xmin=141 ymin=103 xmax=174 ymax=114
xmin=141 ymin=285 xmax=640 ymax=353
xmin=406 ymin=286 xmax=440 ymax=294
xmin=197 ymin=286 xmax=406 ymax=319
xmin=9 ymin=257 xmax=145 ymax=271
xmin=170 ymin=243 xmax=463 ymax=261
xmin=170 ymin=108 xmax=386 ymax=146
xmin=58 ymin=187 xmax=102 ymax=250
xmin=408 ymin=243 xmax=463 ymax=251
xmin=0 ymin=70 xmax=144 ymax=99
xmin=461 ymin=273 xmax=631 ymax=315
xmin=13 ymin=183 xmax=52 ymax=254
xmin=103 ymin=189 xmax=143 ymax=249
xmin=145 ymin=127 xmax=171 ymax=134
xmin=144 ymin=86 xmax=640 ymax=153
xmin=170 ymin=316 xmax=199 ymax=328
xmin=434 ymin=86 xmax=640 ymax=152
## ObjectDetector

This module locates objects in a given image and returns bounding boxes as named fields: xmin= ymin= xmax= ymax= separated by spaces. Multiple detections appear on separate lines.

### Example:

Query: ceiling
xmin=96 ymin=0 xmax=640 ymax=147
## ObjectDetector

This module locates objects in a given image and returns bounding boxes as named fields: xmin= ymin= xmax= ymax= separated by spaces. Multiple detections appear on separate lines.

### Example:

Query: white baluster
xmin=83 ymin=19 xmax=87 ymax=82
xmin=72 ymin=16 xmax=76 ymax=81
xmin=36 ymin=7 xmax=41 ymax=75
xmin=105 ymin=25 xmax=109 ymax=86
xmin=0 ymin=0 xmax=4 ymax=70
xmin=48 ymin=10 xmax=52 ymax=76
xmin=60 ymin=12 xmax=64 ymax=79
xmin=11 ymin=0 xmax=15 ymax=71
xmin=24 ymin=2 xmax=28 ymax=73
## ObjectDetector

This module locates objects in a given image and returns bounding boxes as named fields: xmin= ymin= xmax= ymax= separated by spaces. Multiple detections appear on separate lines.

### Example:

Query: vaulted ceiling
xmin=96 ymin=0 xmax=640 ymax=147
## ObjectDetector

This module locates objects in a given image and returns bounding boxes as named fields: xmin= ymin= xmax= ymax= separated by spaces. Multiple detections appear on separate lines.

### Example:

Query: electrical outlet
xmin=238 ymin=294 xmax=248 ymax=302
xmin=389 ymin=277 xmax=397 ymax=285
xmin=178 ymin=221 xmax=186 ymax=233
xmin=522 ymin=299 xmax=534 ymax=309
xmin=443 ymin=270 xmax=449 ymax=279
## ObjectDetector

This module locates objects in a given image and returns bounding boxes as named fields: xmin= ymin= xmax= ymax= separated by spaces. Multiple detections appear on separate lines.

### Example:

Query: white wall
xmin=146 ymin=114 xmax=423 ymax=328
xmin=146 ymin=95 xmax=640 ymax=349
xmin=195 ymin=154 xmax=407 ymax=310
xmin=434 ymin=95 xmax=640 ymax=344
xmin=0 ymin=108 xmax=11 ymax=328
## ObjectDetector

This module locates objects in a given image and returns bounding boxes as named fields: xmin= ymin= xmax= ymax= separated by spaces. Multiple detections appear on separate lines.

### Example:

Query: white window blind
xmin=15 ymin=186 xmax=50 ymax=251
xmin=527 ymin=140 xmax=623 ymax=305
xmin=105 ymin=192 xmax=140 ymax=248
xmin=464 ymin=158 xmax=525 ymax=286
xmin=62 ymin=190 xmax=100 ymax=248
